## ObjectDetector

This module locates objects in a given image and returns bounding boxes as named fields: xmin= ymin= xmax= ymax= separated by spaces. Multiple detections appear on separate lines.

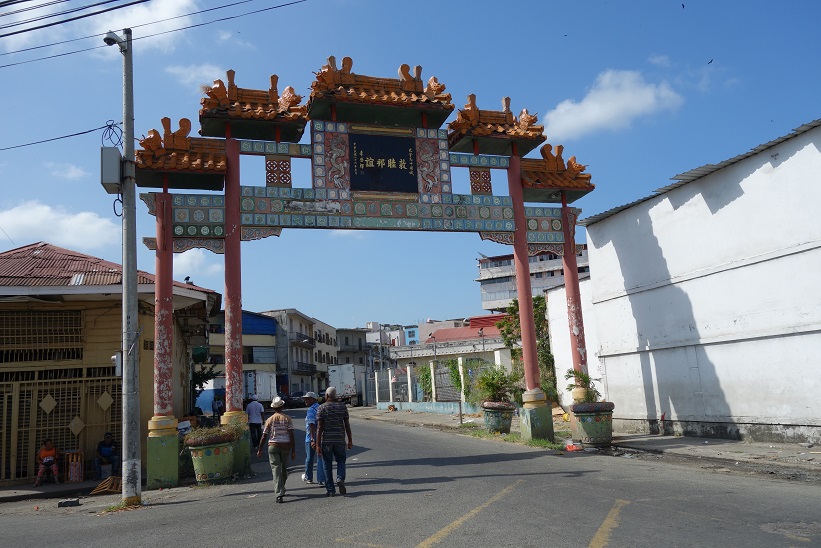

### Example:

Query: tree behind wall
xmin=495 ymin=295 xmax=558 ymax=402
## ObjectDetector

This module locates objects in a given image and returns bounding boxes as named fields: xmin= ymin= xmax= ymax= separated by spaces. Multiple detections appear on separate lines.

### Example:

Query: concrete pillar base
xmin=146 ymin=416 xmax=179 ymax=490
xmin=222 ymin=411 xmax=251 ymax=476
xmin=520 ymin=389 xmax=554 ymax=442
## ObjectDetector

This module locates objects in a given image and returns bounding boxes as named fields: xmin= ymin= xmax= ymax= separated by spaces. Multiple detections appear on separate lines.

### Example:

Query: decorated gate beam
xmin=130 ymin=57 xmax=598 ymax=449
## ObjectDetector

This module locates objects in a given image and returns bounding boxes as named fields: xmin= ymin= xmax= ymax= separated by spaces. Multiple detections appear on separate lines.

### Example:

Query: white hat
xmin=250 ymin=394 xmax=258 ymax=401
xmin=303 ymin=391 xmax=319 ymax=400
xmin=270 ymin=396 xmax=285 ymax=409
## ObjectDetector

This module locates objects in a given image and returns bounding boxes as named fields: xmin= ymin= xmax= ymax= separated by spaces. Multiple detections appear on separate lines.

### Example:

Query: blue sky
xmin=1 ymin=0 xmax=819 ymax=329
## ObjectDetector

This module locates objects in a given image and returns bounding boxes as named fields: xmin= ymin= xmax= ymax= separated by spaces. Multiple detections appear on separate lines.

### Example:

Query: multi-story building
xmin=261 ymin=308 xmax=316 ymax=394
xmin=404 ymin=324 xmax=420 ymax=345
xmin=312 ymin=318 xmax=337 ymax=394
xmin=416 ymin=318 xmax=470 ymax=344
xmin=206 ymin=310 xmax=278 ymax=404
xmin=476 ymin=246 xmax=590 ymax=312
xmin=365 ymin=322 xmax=404 ymax=369
xmin=336 ymin=327 xmax=369 ymax=368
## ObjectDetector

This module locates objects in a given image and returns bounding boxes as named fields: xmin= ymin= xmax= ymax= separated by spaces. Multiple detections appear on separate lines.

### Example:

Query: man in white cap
xmin=301 ymin=391 xmax=326 ymax=485
xmin=246 ymin=394 xmax=265 ymax=449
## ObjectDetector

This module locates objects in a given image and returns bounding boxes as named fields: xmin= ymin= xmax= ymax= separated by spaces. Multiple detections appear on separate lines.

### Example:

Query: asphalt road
xmin=1 ymin=411 xmax=819 ymax=547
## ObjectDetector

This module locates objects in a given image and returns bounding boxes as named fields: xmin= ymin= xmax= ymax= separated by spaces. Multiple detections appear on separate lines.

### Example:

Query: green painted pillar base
xmin=520 ymin=389 xmax=555 ymax=442
xmin=146 ymin=416 xmax=179 ymax=490
xmin=222 ymin=412 xmax=251 ymax=476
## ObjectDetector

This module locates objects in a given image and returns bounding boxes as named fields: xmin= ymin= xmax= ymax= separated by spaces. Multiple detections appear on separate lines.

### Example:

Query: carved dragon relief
xmin=200 ymin=69 xmax=306 ymax=116
xmin=539 ymin=143 xmax=587 ymax=177
xmin=137 ymin=117 xmax=191 ymax=162
xmin=450 ymin=95 xmax=544 ymax=138
xmin=312 ymin=55 xmax=451 ymax=105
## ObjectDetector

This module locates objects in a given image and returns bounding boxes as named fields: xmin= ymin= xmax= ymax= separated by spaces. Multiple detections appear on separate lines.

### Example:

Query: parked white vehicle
xmin=328 ymin=364 xmax=364 ymax=406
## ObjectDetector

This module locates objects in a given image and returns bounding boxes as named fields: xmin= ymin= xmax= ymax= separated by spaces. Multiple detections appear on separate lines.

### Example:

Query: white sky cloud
xmin=165 ymin=63 xmax=226 ymax=91
xmin=0 ymin=201 xmax=119 ymax=250
xmin=45 ymin=162 xmax=89 ymax=180
xmin=648 ymin=54 xmax=671 ymax=67
xmin=1 ymin=0 xmax=200 ymax=53
xmin=544 ymin=69 xmax=684 ymax=141
xmin=173 ymin=249 xmax=223 ymax=282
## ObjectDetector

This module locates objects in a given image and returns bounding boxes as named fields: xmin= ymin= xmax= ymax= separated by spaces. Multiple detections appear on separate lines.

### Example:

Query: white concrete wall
xmin=583 ymin=125 xmax=821 ymax=437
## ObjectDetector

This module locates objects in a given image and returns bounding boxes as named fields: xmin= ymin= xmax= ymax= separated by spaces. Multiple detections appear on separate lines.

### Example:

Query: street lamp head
xmin=103 ymin=31 xmax=123 ymax=46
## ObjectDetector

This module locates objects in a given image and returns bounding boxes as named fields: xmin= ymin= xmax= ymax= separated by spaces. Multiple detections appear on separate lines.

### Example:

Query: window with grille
xmin=0 ymin=311 xmax=84 ymax=363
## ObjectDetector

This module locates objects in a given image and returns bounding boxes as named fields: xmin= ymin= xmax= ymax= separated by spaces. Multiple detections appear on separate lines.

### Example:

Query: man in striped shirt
xmin=317 ymin=386 xmax=353 ymax=497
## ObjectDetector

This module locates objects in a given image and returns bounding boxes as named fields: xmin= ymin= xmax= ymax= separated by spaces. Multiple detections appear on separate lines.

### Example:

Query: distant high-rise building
xmin=476 ymin=246 xmax=590 ymax=312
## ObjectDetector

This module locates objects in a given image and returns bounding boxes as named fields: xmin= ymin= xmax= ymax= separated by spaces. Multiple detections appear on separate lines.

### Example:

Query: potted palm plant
xmin=565 ymin=369 xmax=615 ymax=447
xmin=183 ymin=422 xmax=243 ymax=484
xmin=475 ymin=366 xmax=520 ymax=434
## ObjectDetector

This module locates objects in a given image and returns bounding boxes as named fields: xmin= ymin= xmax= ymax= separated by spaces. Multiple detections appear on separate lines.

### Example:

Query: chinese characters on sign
xmin=350 ymin=133 xmax=417 ymax=193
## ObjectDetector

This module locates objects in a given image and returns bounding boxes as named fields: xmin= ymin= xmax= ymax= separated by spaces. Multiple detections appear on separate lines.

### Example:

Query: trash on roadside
xmin=565 ymin=443 xmax=583 ymax=452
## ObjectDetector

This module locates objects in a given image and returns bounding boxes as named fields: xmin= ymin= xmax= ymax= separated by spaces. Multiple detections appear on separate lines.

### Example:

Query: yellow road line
xmin=336 ymin=527 xmax=395 ymax=548
xmin=417 ymin=480 xmax=522 ymax=547
xmin=589 ymin=499 xmax=630 ymax=548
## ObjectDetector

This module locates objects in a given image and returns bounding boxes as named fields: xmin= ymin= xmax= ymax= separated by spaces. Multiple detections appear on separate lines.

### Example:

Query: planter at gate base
xmin=570 ymin=401 xmax=615 ymax=447
xmin=482 ymin=401 xmax=516 ymax=434
xmin=189 ymin=442 xmax=234 ymax=484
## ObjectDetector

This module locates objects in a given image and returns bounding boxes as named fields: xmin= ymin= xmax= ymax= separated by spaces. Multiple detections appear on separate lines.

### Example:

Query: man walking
xmin=301 ymin=391 xmax=326 ymax=485
xmin=317 ymin=386 xmax=353 ymax=497
xmin=246 ymin=394 xmax=265 ymax=449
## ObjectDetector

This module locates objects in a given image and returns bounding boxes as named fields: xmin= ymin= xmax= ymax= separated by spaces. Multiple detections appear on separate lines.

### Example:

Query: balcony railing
xmin=291 ymin=361 xmax=316 ymax=376
xmin=290 ymin=332 xmax=315 ymax=347
xmin=338 ymin=344 xmax=364 ymax=352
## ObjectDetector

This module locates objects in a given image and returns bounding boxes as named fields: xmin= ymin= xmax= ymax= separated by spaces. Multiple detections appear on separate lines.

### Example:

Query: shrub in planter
xmin=184 ymin=423 xmax=243 ymax=484
xmin=564 ymin=369 xmax=614 ymax=447
xmin=474 ymin=366 xmax=520 ymax=434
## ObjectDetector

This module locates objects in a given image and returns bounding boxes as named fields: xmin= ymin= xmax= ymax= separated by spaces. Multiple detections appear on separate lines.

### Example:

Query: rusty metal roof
xmin=0 ymin=242 xmax=212 ymax=293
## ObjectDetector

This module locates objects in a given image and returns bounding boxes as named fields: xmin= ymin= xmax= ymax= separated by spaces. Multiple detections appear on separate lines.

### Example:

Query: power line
xmin=0 ymin=0 xmax=148 ymax=38
xmin=0 ymin=122 xmax=119 ymax=151
xmin=0 ymin=1 xmax=71 ymax=18
xmin=0 ymin=0 xmax=306 ymax=64
xmin=0 ymin=0 xmax=125 ymax=31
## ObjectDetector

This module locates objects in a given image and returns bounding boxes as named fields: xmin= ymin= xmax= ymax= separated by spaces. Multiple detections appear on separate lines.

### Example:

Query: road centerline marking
xmin=417 ymin=480 xmax=523 ymax=547
xmin=589 ymin=499 xmax=630 ymax=548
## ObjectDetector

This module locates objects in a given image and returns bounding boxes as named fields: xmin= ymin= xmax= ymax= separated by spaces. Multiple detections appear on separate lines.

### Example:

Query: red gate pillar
xmin=222 ymin=136 xmax=250 ymax=474
xmin=561 ymin=191 xmax=588 ymax=377
xmin=507 ymin=154 xmax=553 ymax=441
xmin=147 ymin=186 xmax=179 ymax=488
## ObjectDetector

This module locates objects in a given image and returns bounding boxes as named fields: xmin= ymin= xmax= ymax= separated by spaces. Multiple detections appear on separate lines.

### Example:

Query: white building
xmin=477 ymin=247 xmax=589 ymax=312
xmin=551 ymin=118 xmax=821 ymax=443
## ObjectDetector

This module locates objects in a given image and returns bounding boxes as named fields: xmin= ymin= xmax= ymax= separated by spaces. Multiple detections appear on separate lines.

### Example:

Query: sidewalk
xmin=2 ymin=407 xmax=818 ymax=504
xmin=346 ymin=406 xmax=821 ymax=482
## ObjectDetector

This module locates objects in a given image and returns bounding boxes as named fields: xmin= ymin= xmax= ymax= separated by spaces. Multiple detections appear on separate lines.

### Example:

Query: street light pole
xmin=105 ymin=27 xmax=140 ymax=505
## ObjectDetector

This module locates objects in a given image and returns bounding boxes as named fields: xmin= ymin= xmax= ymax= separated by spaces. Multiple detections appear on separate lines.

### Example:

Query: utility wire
xmin=0 ymin=1 xmax=124 ymax=30
xmin=0 ymin=1 xmax=71 ymax=18
xmin=0 ymin=0 xmax=148 ymax=38
xmin=0 ymin=0 xmax=306 ymax=68
xmin=0 ymin=122 xmax=120 ymax=151
xmin=1 ymin=0 xmax=289 ymax=57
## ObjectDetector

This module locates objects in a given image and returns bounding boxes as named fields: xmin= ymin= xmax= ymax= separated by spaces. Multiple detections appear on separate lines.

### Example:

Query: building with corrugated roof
xmin=0 ymin=242 xmax=220 ymax=482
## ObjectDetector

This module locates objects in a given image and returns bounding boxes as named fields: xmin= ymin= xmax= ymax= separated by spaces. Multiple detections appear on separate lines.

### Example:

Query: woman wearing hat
xmin=257 ymin=396 xmax=295 ymax=503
